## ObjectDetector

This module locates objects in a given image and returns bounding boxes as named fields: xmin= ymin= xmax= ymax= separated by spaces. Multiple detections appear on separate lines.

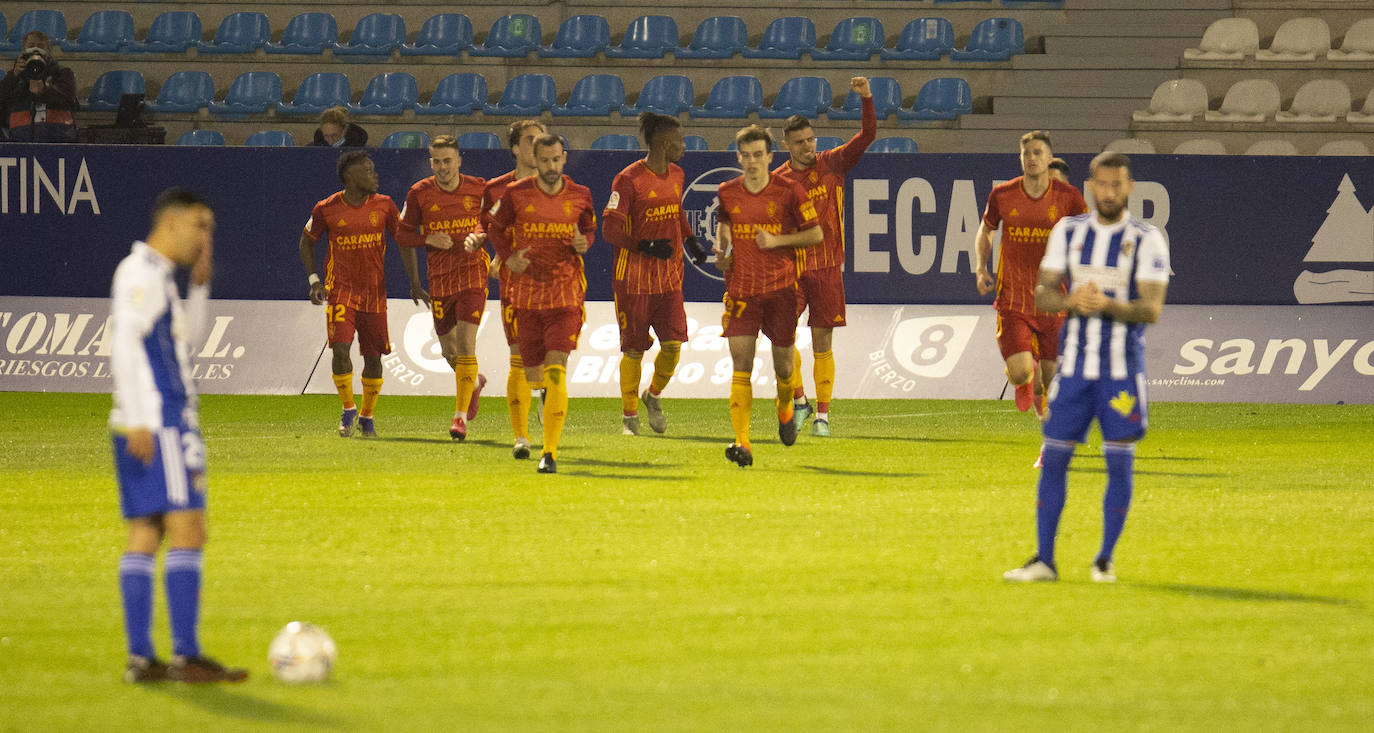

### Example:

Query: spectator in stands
xmin=1048 ymin=157 xmax=1071 ymax=183
xmin=309 ymin=106 xmax=368 ymax=147
xmin=0 ymin=31 xmax=79 ymax=142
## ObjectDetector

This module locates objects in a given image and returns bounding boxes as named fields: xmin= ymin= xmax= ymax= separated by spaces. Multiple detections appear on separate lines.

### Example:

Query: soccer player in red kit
xmin=486 ymin=133 xmax=597 ymax=474
xmin=773 ymin=76 xmax=876 ymax=437
xmin=602 ymin=112 xmax=709 ymax=436
xmin=974 ymin=130 xmax=1088 ymax=422
xmin=398 ymin=135 xmax=489 ymax=441
xmin=300 ymin=151 xmax=425 ymax=438
xmin=714 ymin=125 xmax=823 ymax=467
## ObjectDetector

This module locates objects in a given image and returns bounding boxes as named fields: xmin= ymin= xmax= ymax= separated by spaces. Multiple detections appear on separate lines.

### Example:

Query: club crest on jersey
xmin=809 ymin=171 xmax=818 ymax=183
xmin=1122 ymin=239 xmax=1135 ymax=258
xmin=369 ymin=212 xmax=379 ymax=227
xmin=563 ymin=201 xmax=573 ymax=217
xmin=464 ymin=196 xmax=477 ymax=211
xmin=766 ymin=201 xmax=777 ymax=217
xmin=1048 ymin=205 xmax=1058 ymax=221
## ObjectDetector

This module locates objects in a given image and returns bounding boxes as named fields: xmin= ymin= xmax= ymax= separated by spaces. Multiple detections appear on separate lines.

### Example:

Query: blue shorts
xmin=1043 ymin=372 xmax=1149 ymax=444
xmin=112 ymin=426 xmax=207 ymax=519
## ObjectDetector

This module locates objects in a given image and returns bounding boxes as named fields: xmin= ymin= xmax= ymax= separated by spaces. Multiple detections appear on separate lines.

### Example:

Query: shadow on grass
xmin=1069 ymin=466 xmax=1229 ymax=478
xmin=149 ymin=683 xmax=343 ymax=727
xmin=561 ymin=471 xmax=688 ymax=481
xmin=571 ymin=457 xmax=686 ymax=471
xmin=797 ymin=465 xmax=926 ymax=479
xmin=1137 ymin=582 xmax=1359 ymax=607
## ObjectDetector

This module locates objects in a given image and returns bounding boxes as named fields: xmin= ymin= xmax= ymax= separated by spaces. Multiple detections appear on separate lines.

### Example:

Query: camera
xmin=19 ymin=47 xmax=49 ymax=81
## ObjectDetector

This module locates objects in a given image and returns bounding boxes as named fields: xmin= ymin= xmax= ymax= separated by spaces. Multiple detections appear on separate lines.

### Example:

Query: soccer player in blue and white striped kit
xmin=111 ymin=188 xmax=247 ymax=683
xmin=1004 ymin=152 xmax=1171 ymax=584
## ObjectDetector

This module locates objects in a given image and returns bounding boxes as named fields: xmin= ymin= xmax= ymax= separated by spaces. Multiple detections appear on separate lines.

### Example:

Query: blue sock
xmin=119 ymin=553 xmax=156 ymax=658
xmin=1098 ymin=442 xmax=1136 ymax=564
xmin=165 ymin=548 xmax=202 ymax=658
xmin=1036 ymin=439 xmax=1076 ymax=569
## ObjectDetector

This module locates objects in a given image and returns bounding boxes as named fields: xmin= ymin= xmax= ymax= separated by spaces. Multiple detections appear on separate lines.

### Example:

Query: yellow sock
xmin=508 ymin=355 xmax=529 ymax=440
xmin=649 ymin=341 xmax=681 ymax=395
xmin=360 ymin=376 xmax=382 ymax=418
xmin=332 ymin=372 xmax=355 ymax=410
xmin=730 ymin=370 xmax=752 ymax=448
xmin=542 ymin=365 xmax=568 ymax=459
xmin=776 ymin=371 xmax=795 ymax=423
xmin=454 ymin=355 xmax=479 ymax=415
xmin=814 ymin=349 xmax=834 ymax=410
xmin=619 ymin=354 xmax=641 ymax=415
xmin=792 ymin=346 xmax=805 ymax=400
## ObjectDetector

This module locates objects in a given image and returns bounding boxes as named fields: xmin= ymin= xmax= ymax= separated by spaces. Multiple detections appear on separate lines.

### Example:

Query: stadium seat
xmin=1315 ymin=139 xmax=1371 ymax=156
xmin=812 ymin=17 xmax=884 ymax=61
xmin=281 ymin=73 xmax=351 ymax=116
xmin=1184 ymin=18 xmax=1259 ymax=60
xmin=381 ymin=131 xmax=430 ymax=149
xmin=540 ymin=15 xmax=610 ymax=58
xmin=0 ymin=14 xmax=6 ymax=47
xmin=1172 ymin=139 xmax=1228 ymax=155
xmin=1243 ymin=139 xmax=1299 ymax=156
xmin=554 ymin=74 xmax=626 ymax=116
xmin=590 ymin=133 xmax=642 ymax=150
xmin=63 ymin=10 xmax=134 ymax=52
xmin=1349 ymin=87 xmax=1374 ymax=123
xmin=86 ymin=70 xmax=145 ymax=111
xmin=830 ymin=76 xmax=909 ymax=121
xmin=175 ymin=129 xmax=225 ymax=146
xmin=683 ymin=134 xmax=709 ymax=151
xmin=244 ymin=130 xmax=294 ymax=147
xmin=1276 ymin=79 xmax=1352 ymax=122
xmin=909 ymin=77 xmax=973 ymax=120
xmin=471 ymin=14 xmax=541 ymax=57
xmin=1257 ymin=17 xmax=1330 ymax=61
xmin=744 ymin=17 xmax=816 ymax=59
xmin=124 ymin=11 xmax=200 ymax=53
xmin=1132 ymin=79 xmax=1209 ymax=122
xmin=1104 ymin=138 xmax=1156 ymax=154
xmin=868 ymin=137 xmax=919 ymax=154
xmin=690 ymin=75 xmax=763 ymax=118
xmin=265 ymin=13 xmax=338 ymax=55
xmin=606 ymin=15 xmax=678 ymax=59
xmin=677 ymin=16 xmax=747 ymax=59
xmin=208 ymin=71 xmax=283 ymax=116
xmin=457 ymin=131 xmax=502 ymax=149
xmin=950 ymin=18 xmax=1024 ymax=61
xmin=487 ymin=74 xmax=557 ymax=116
xmin=622 ymin=75 xmax=694 ymax=116
xmin=3 ymin=11 xmax=67 ymax=55
xmin=1205 ymin=79 xmax=1281 ymax=122
xmin=417 ymin=73 xmax=487 ymax=115
xmin=760 ymin=76 xmax=832 ymax=119
xmin=198 ymin=12 xmax=269 ymax=54
xmin=1329 ymin=18 xmax=1374 ymax=61
xmin=882 ymin=18 xmax=955 ymax=60
xmin=349 ymin=72 xmax=419 ymax=115
xmin=334 ymin=13 xmax=405 ymax=57
xmin=144 ymin=70 xmax=215 ymax=113
xmin=815 ymin=136 xmax=844 ymax=151
xmin=401 ymin=14 xmax=473 ymax=56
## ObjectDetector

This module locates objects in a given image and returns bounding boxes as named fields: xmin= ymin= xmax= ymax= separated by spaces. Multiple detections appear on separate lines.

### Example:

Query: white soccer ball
xmin=268 ymin=621 xmax=336 ymax=683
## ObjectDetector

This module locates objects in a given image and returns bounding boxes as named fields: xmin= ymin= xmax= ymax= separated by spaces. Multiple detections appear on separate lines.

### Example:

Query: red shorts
xmin=430 ymin=289 xmax=487 ymax=335
xmin=326 ymin=302 xmax=391 ymax=357
xmin=722 ymin=287 xmax=799 ymax=347
xmin=500 ymin=297 xmax=519 ymax=346
xmin=996 ymin=309 xmax=1064 ymax=361
xmin=614 ymin=289 xmax=688 ymax=353
xmin=797 ymin=266 xmax=847 ymax=328
xmin=515 ymin=306 xmax=584 ymax=366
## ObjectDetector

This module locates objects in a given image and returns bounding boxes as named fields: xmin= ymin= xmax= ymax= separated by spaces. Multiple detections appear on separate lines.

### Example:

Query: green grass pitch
xmin=1 ymin=392 xmax=1371 ymax=731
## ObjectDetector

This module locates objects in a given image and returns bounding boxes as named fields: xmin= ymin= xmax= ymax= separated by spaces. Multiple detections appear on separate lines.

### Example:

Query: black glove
xmin=636 ymin=238 xmax=673 ymax=260
xmin=682 ymin=236 xmax=708 ymax=266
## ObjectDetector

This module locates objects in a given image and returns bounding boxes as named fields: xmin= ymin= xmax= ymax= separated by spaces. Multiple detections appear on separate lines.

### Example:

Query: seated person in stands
xmin=0 ymin=31 xmax=79 ymax=142
xmin=309 ymin=106 xmax=368 ymax=147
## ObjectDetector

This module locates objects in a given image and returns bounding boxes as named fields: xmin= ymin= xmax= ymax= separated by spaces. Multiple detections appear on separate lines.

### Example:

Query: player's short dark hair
xmin=336 ymin=150 xmax=372 ymax=184
xmin=1090 ymin=151 xmax=1133 ymax=178
xmin=734 ymin=124 xmax=772 ymax=150
xmin=638 ymin=112 xmax=680 ymax=146
xmin=1048 ymin=158 xmax=1070 ymax=176
xmin=431 ymin=134 xmax=459 ymax=152
xmin=151 ymin=187 xmax=210 ymax=225
xmin=1020 ymin=130 xmax=1052 ymax=150
xmin=532 ymin=132 xmax=564 ymax=155
xmin=506 ymin=119 xmax=547 ymax=151
xmin=782 ymin=115 xmax=813 ymax=136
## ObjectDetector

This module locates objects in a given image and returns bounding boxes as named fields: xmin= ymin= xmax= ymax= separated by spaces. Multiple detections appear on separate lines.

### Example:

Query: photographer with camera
xmin=1 ymin=31 xmax=79 ymax=143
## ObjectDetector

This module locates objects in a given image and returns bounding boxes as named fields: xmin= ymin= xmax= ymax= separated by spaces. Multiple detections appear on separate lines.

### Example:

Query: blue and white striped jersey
xmin=1041 ymin=212 xmax=1170 ymax=381
xmin=109 ymin=241 xmax=208 ymax=432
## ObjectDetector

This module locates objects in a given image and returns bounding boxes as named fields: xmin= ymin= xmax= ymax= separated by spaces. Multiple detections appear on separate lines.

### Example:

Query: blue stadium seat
xmin=949 ymin=17 xmax=1024 ymax=61
xmin=883 ymin=18 xmax=956 ymax=60
xmin=486 ymin=74 xmax=556 ymax=116
xmin=334 ymin=13 xmax=405 ymax=57
xmin=590 ymin=134 xmax=642 ymax=150
xmin=209 ymin=71 xmax=283 ymax=116
xmin=683 ymin=134 xmax=709 ymax=151
xmin=471 ymin=14 xmax=541 ymax=57
xmin=349 ymin=72 xmax=419 ymax=115
xmin=457 ymin=131 xmax=502 ymax=149
xmin=909 ymin=77 xmax=973 ymax=120
xmin=4 ymin=11 xmax=67 ymax=54
xmin=760 ymin=76 xmax=833 ymax=119
xmin=197 ymin=12 xmax=269 ymax=54
xmin=606 ymin=15 xmax=678 ymax=59
xmin=63 ymin=10 xmax=134 ymax=52
xmin=690 ymin=75 xmax=763 ymax=118
xmin=244 ymin=130 xmax=294 ymax=147
xmin=176 ymin=129 xmax=225 ymax=146
xmin=815 ymin=136 xmax=844 ymax=151
xmin=554 ymin=74 xmax=626 ymax=116
xmin=381 ymin=131 xmax=430 ymax=149
xmin=622 ymin=75 xmax=694 ymax=116
xmin=540 ymin=15 xmax=610 ymax=58
xmin=125 ymin=12 xmax=201 ymax=53
xmin=401 ymin=14 xmax=473 ymax=56
xmin=830 ymin=76 xmax=912 ymax=121
xmin=86 ymin=70 xmax=145 ymax=111
xmin=812 ymin=17 xmax=884 ymax=61
xmin=280 ymin=72 xmax=351 ymax=116
xmin=266 ymin=13 xmax=338 ymax=55
xmin=744 ymin=17 xmax=815 ymax=60
xmin=868 ymin=137 xmax=919 ymax=154
xmin=417 ymin=73 xmax=487 ymax=115
xmin=144 ymin=70 xmax=215 ymax=113
xmin=677 ymin=16 xmax=747 ymax=59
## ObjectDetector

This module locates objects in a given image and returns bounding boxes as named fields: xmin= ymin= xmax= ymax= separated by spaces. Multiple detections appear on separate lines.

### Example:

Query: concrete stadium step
xmin=959 ymin=113 xmax=1127 ymax=132
xmin=993 ymin=95 xmax=1145 ymax=118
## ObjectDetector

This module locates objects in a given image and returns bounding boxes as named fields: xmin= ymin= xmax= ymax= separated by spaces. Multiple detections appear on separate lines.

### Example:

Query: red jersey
xmin=716 ymin=175 xmax=821 ymax=298
xmin=602 ymin=160 xmax=692 ymax=295
xmin=772 ymin=96 xmax=875 ymax=272
xmin=487 ymin=175 xmax=598 ymax=310
xmin=981 ymin=177 xmax=1088 ymax=314
xmin=400 ymin=174 xmax=490 ymax=298
xmin=480 ymin=171 xmax=522 ymax=299
xmin=304 ymin=192 xmax=400 ymax=313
